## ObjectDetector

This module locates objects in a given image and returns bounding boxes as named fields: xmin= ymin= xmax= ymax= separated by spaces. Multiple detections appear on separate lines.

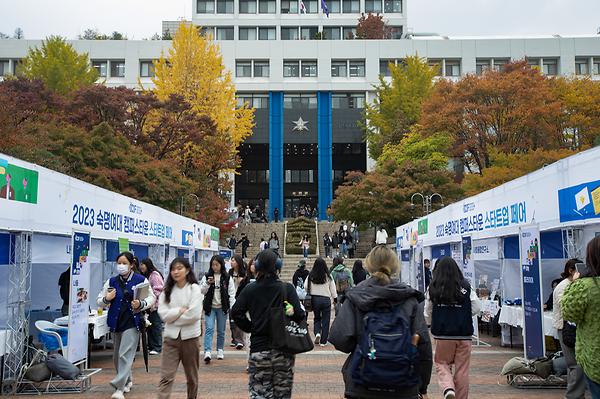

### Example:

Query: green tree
xmin=331 ymin=160 xmax=463 ymax=228
xmin=364 ymin=56 xmax=438 ymax=160
xmin=20 ymin=36 xmax=98 ymax=95
xmin=379 ymin=126 xmax=452 ymax=170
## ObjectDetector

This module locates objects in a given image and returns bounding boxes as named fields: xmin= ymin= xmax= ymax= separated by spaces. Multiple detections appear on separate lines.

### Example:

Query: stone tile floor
xmin=39 ymin=338 xmax=573 ymax=399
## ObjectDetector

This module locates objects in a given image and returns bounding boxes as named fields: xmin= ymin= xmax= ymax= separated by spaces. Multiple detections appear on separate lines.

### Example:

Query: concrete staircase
xmin=317 ymin=221 xmax=376 ymax=259
xmin=224 ymin=222 xmax=285 ymax=260
xmin=224 ymin=221 xmax=370 ymax=284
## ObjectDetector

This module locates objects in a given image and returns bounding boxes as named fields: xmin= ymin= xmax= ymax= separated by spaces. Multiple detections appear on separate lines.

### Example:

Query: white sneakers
xmin=148 ymin=350 xmax=159 ymax=355
xmin=444 ymin=389 xmax=456 ymax=399
xmin=314 ymin=333 xmax=321 ymax=345
xmin=217 ymin=349 xmax=224 ymax=360
xmin=111 ymin=390 xmax=125 ymax=399
xmin=204 ymin=351 xmax=211 ymax=364
xmin=124 ymin=381 xmax=133 ymax=393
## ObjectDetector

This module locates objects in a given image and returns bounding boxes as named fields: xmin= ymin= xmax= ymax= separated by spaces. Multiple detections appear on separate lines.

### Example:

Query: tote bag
xmin=270 ymin=282 xmax=314 ymax=354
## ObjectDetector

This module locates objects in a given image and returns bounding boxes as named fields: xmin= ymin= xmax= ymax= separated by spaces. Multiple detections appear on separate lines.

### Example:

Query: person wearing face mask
xmin=97 ymin=251 xmax=155 ymax=399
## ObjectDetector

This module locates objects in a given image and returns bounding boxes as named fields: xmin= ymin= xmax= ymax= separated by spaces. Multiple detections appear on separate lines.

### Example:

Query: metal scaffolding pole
xmin=3 ymin=232 xmax=32 ymax=395
xmin=562 ymin=227 xmax=584 ymax=260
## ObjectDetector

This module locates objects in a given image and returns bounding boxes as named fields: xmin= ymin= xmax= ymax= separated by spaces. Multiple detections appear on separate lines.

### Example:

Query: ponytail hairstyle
xmin=364 ymin=245 xmax=399 ymax=285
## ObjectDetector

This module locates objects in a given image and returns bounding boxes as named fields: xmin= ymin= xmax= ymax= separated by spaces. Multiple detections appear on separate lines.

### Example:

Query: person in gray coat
xmin=329 ymin=246 xmax=430 ymax=399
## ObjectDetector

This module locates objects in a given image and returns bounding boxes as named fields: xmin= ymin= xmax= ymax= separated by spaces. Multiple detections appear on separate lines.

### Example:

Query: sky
xmin=0 ymin=0 xmax=599 ymax=39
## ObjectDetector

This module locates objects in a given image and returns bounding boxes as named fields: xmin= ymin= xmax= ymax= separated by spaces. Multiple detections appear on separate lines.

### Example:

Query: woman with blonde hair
xmin=329 ymin=245 xmax=430 ymax=399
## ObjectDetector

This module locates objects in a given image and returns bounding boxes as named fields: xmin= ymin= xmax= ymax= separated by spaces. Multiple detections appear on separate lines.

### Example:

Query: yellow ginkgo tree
xmin=152 ymin=22 xmax=254 ymax=153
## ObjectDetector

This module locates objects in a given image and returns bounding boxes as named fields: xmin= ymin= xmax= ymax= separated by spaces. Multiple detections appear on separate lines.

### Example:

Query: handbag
xmin=303 ymin=279 xmax=312 ymax=312
xmin=270 ymin=282 xmax=314 ymax=355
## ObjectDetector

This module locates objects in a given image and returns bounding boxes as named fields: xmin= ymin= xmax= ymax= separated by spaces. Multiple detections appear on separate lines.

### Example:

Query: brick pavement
xmin=38 ymin=343 xmax=571 ymax=399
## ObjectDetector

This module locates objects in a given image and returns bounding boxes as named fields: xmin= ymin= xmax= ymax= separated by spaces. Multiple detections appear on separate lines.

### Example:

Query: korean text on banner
xmin=519 ymin=225 xmax=545 ymax=360
xmin=68 ymin=231 xmax=91 ymax=364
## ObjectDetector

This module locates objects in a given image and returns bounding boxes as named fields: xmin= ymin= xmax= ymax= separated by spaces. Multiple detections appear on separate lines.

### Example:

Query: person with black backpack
xmin=425 ymin=256 xmax=481 ymax=399
xmin=329 ymin=245 xmax=427 ymax=399
xmin=330 ymin=257 xmax=354 ymax=300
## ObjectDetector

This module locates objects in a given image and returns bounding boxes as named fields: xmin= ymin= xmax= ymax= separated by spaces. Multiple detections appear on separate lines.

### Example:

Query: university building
xmin=1 ymin=0 xmax=600 ymax=219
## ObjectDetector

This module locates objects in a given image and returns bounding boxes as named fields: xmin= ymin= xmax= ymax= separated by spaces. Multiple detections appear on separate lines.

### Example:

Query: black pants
xmin=242 ymin=246 xmax=248 ymax=258
xmin=312 ymin=296 xmax=332 ymax=344
xmin=417 ymin=339 xmax=433 ymax=395
xmin=147 ymin=310 xmax=163 ymax=352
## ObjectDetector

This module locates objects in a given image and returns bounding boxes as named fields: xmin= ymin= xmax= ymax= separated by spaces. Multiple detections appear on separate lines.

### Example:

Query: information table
xmin=54 ymin=313 xmax=109 ymax=340
xmin=498 ymin=305 xmax=558 ymax=339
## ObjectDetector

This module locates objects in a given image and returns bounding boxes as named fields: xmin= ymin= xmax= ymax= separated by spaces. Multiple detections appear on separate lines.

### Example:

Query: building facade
xmin=1 ymin=0 xmax=600 ymax=219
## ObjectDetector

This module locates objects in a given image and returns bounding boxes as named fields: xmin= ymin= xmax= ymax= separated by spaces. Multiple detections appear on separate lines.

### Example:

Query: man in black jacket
xmin=238 ymin=234 xmax=250 ymax=258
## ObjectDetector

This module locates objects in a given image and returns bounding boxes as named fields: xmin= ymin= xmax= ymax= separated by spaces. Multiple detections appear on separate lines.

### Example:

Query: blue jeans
xmin=312 ymin=296 xmax=332 ymax=344
xmin=204 ymin=308 xmax=227 ymax=352
xmin=587 ymin=374 xmax=600 ymax=399
xmin=341 ymin=243 xmax=348 ymax=257
xmin=303 ymin=247 xmax=308 ymax=258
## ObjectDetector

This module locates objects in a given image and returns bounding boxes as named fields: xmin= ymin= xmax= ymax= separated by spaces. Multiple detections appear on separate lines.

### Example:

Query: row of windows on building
xmin=239 ymin=169 xmax=358 ymax=184
xmin=200 ymin=25 xmax=401 ymax=40
xmin=235 ymin=59 xmax=366 ymax=78
xmin=381 ymin=57 xmax=600 ymax=78
xmin=197 ymin=0 xmax=402 ymax=15
xmin=236 ymin=93 xmax=366 ymax=109
xmin=3 ymin=57 xmax=600 ymax=80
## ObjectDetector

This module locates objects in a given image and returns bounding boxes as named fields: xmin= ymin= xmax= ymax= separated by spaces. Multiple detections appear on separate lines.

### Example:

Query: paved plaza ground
xmin=42 ymin=338 xmax=571 ymax=399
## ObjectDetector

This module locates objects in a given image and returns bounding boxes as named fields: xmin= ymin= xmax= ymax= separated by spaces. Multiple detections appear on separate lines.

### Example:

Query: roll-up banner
xmin=519 ymin=224 xmax=545 ymax=359
xmin=68 ymin=231 xmax=91 ymax=364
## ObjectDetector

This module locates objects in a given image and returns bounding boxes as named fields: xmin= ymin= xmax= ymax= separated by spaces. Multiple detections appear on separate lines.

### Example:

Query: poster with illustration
xmin=0 ymin=158 xmax=39 ymax=204
xmin=68 ymin=231 xmax=91 ymax=364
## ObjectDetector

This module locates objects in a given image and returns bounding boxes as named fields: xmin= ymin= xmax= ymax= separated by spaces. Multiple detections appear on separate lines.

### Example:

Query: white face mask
xmin=117 ymin=263 xmax=130 ymax=276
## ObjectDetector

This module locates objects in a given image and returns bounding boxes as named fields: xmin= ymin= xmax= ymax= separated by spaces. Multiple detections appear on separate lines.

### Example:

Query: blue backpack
xmin=349 ymin=305 xmax=420 ymax=391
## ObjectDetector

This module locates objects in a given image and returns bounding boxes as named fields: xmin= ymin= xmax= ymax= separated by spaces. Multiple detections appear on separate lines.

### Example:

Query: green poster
xmin=210 ymin=228 xmax=219 ymax=241
xmin=418 ymin=219 xmax=428 ymax=235
xmin=0 ymin=158 xmax=39 ymax=204
xmin=118 ymin=237 xmax=130 ymax=253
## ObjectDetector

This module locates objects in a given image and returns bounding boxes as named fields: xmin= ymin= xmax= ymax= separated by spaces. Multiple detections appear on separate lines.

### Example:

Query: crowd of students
xmin=93 ymin=235 xmax=600 ymax=399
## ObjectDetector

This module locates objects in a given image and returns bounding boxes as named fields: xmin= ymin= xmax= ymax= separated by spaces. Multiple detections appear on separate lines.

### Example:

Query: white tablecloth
xmin=498 ymin=305 xmax=558 ymax=339
xmin=53 ymin=313 xmax=109 ymax=340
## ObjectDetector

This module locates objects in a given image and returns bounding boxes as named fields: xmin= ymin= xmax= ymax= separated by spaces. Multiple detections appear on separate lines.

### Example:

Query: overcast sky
xmin=0 ymin=0 xmax=599 ymax=39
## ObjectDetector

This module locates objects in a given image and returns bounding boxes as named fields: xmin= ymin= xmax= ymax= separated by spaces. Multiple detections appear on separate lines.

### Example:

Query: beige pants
xmin=158 ymin=336 xmax=200 ymax=399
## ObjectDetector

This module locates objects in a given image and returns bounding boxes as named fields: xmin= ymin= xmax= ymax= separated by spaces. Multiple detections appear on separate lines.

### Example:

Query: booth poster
xmin=68 ymin=231 xmax=91 ymax=364
xmin=461 ymin=236 xmax=475 ymax=285
xmin=519 ymin=225 xmax=545 ymax=359
xmin=414 ymin=241 xmax=425 ymax=292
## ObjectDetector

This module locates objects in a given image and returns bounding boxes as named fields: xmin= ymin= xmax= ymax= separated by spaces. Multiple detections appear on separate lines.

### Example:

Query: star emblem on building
xmin=292 ymin=117 xmax=309 ymax=132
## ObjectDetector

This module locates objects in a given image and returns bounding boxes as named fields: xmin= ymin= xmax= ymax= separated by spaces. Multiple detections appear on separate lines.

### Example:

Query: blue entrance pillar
xmin=269 ymin=91 xmax=284 ymax=221
xmin=317 ymin=91 xmax=333 ymax=221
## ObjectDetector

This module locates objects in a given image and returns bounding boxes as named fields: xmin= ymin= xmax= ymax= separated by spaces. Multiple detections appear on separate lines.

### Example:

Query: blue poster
xmin=519 ymin=226 xmax=545 ymax=359
xmin=68 ymin=231 xmax=91 ymax=363
xmin=558 ymin=179 xmax=600 ymax=223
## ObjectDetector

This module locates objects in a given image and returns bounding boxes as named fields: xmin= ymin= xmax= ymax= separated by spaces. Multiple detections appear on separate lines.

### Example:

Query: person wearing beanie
xmin=231 ymin=250 xmax=306 ymax=398
xmin=293 ymin=259 xmax=310 ymax=288
xmin=329 ymin=245 xmax=430 ymax=399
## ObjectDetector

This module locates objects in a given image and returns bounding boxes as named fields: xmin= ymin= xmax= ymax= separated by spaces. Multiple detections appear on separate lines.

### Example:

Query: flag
xmin=321 ymin=0 xmax=329 ymax=17
xmin=300 ymin=0 xmax=307 ymax=13
xmin=575 ymin=186 xmax=591 ymax=211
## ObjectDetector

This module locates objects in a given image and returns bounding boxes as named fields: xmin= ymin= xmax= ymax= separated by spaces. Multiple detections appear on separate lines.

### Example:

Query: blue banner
xmin=519 ymin=226 xmax=545 ymax=359
xmin=431 ymin=244 xmax=451 ymax=259
xmin=558 ymin=179 xmax=600 ymax=223
xmin=181 ymin=230 xmax=193 ymax=246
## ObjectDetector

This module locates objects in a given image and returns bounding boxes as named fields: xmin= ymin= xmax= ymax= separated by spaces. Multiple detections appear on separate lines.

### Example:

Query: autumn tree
xmin=331 ymin=160 xmax=463 ymax=228
xmin=356 ymin=13 xmax=390 ymax=39
xmin=152 ymin=22 xmax=254 ymax=150
xmin=379 ymin=126 xmax=452 ymax=170
xmin=551 ymin=76 xmax=600 ymax=149
xmin=461 ymin=148 xmax=575 ymax=196
xmin=421 ymin=61 xmax=564 ymax=173
xmin=20 ymin=36 xmax=98 ymax=95
xmin=364 ymin=56 xmax=438 ymax=159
